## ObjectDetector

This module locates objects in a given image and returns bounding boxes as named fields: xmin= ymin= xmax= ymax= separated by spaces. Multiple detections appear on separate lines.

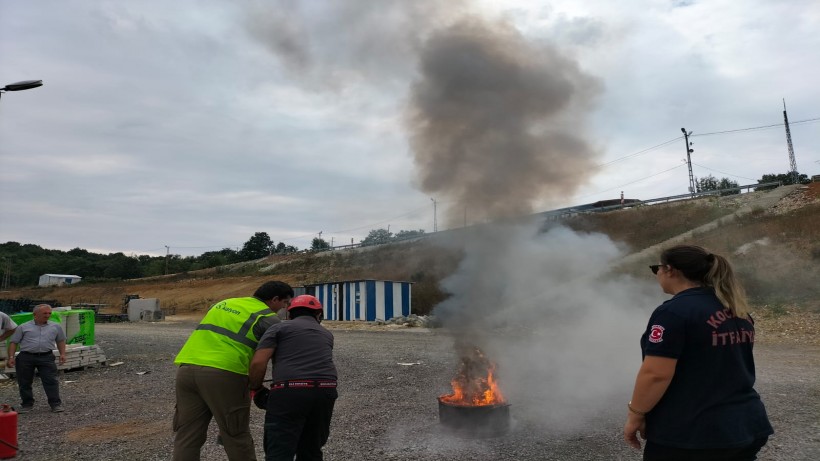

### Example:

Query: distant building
xmin=38 ymin=274 xmax=82 ymax=287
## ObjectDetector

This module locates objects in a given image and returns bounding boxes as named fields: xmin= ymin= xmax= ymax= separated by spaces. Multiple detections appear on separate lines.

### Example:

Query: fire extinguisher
xmin=0 ymin=404 xmax=18 ymax=459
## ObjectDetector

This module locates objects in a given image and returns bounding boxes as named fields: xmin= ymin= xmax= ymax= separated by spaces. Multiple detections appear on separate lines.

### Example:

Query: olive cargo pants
xmin=172 ymin=364 xmax=256 ymax=461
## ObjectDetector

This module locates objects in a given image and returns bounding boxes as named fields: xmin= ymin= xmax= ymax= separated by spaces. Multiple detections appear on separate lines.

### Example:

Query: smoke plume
xmin=244 ymin=3 xmax=601 ymax=226
xmin=407 ymin=18 xmax=602 ymax=226
xmin=433 ymin=222 xmax=659 ymax=430
xmin=243 ymin=0 xmax=465 ymax=90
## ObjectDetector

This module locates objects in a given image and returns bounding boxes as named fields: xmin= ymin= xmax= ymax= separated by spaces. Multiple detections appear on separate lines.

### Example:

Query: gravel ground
xmin=0 ymin=318 xmax=817 ymax=461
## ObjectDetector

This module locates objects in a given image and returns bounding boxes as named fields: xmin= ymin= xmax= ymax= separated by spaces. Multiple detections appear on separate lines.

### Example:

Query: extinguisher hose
xmin=0 ymin=437 xmax=18 ymax=451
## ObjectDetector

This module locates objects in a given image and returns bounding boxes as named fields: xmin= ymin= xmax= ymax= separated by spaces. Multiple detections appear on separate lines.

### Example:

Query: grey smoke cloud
xmin=243 ymin=0 xmax=466 ymax=89
xmin=244 ymin=3 xmax=602 ymax=225
xmin=434 ymin=222 xmax=658 ymax=430
xmin=407 ymin=17 xmax=603 ymax=226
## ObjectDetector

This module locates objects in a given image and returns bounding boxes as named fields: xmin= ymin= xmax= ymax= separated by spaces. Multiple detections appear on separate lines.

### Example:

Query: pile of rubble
xmin=375 ymin=314 xmax=437 ymax=328
xmin=767 ymin=185 xmax=820 ymax=215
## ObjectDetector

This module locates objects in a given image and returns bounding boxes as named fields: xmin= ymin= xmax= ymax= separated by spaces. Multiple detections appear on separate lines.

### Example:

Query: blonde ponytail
xmin=706 ymin=254 xmax=749 ymax=318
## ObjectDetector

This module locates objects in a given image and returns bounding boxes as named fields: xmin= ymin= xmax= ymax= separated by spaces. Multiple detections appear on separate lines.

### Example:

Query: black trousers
xmin=263 ymin=387 xmax=337 ymax=461
xmin=15 ymin=352 xmax=61 ymax=408
xmin=644 ymin=437 xmax=769 ymax=461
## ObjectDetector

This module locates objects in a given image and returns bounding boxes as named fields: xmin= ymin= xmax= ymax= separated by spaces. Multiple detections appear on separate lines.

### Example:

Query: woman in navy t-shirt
xmin=623 ymin=245 xmax=773 ymax=461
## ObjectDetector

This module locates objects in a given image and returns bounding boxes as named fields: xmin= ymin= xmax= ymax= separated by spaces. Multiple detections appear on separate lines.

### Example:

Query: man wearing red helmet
xmin=249 ymin=294 xmax=338 ymax=461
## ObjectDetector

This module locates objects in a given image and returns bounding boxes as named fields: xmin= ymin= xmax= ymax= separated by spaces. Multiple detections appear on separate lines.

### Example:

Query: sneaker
xmin=51 ymin=405 xmax=64 ymax=413
xmin=17 ymin=406 xmax=33 ymax=414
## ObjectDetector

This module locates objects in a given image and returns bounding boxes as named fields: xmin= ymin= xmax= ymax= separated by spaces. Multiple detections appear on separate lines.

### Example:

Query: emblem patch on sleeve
xmin=648 ymin=325 xmax=665 ymax=343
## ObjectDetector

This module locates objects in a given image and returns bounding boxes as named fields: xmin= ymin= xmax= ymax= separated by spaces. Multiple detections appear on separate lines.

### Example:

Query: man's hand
xmin=6 ymin=343 xmax=17 ymax=368
xmin=59 ymin=354 xmax=66 ymax=365
xmin=252 ymin=386 xmax=270 ymax=410
xmin=248 ymin=347 xmax=274 ymax=390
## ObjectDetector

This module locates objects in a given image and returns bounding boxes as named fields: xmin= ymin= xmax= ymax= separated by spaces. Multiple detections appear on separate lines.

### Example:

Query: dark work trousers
xmin=644 ymin=437 xmax=769 ymax=461
xmin=15 ymin=352 xmax=61 ymax=408
xmin=263 ymin=387 xmax=337 ymax=461
xmin=172 ymin=365 xmax=256 ymax=461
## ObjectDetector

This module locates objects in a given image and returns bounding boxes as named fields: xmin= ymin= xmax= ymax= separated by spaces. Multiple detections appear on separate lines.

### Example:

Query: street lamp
xmin=430 ymin=198 xmax=438 ymax=232
xmin=0 ymin=80 xmax=43 ymax=100
xmin=681 ymin=127 xmax=695 ymax=196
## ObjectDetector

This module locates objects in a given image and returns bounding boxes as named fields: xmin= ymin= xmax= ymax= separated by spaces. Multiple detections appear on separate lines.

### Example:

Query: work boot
xmin=17 ymin=406 xmax=33 ymax=414
xmin=51 ymin=405 xmax=64 ymax=413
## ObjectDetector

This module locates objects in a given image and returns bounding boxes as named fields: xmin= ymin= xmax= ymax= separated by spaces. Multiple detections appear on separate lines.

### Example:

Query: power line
xmin=591 ymin=116 xmax=820 ymax=170
xmin=691 ymin=163 xmax=757 ymax=181
xmin=579 ymin=163 xmax=687 ymax=199
xmin=691 ymin=117 xmax=820 ymax=137
xmin=595 ymin=117 xmax=820 ymax=170
xmin=595 ymin=136 xmax=682 ymax=168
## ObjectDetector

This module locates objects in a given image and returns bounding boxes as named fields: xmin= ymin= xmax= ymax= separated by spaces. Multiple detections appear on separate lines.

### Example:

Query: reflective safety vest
xmin=174 ymin=297 xmax=277 ymax=375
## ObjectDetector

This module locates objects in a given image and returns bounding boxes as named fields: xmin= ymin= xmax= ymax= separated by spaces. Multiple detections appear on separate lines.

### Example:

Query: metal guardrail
xmin=312 ymin=181 xmax=784 ymax=251
xmin=542 ymin=181 xmax=784 ymax=216
xmin=639 ymin=181 xmax=782 ymax=205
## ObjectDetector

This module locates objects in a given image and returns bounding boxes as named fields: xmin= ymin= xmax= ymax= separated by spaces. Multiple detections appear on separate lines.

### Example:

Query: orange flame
xmin=440 ymin=348 xmax=506 ymax=406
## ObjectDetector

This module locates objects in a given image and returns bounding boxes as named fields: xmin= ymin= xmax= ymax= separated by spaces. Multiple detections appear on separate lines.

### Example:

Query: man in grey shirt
xmin=249 ymin=294 xmax=338 ymax=461
xmin=7 ymin=304 xmax=67 ymax=413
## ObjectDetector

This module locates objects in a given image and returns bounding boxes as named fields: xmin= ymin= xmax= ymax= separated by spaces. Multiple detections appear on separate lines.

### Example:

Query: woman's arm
xmin=623 ymin=355 xmax=677 ymax=449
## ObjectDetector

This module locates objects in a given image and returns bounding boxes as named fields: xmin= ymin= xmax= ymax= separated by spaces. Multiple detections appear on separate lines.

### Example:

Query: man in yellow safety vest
xmin=172 ymin=281 xmax=294 ymax=461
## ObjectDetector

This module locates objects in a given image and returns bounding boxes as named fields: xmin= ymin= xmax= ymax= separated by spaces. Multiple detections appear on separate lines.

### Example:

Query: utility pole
xmin=681 ymin=128 xmax=695 ymax=197
xmin=430 ymin=198 xmax=438 ymax=232
xmin=164 ymin=245 xmax=170 ymax=275
xmin=783 ymin=99 xmax=798 ymax=184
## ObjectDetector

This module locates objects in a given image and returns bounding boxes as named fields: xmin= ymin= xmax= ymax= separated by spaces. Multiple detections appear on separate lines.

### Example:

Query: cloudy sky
xmin=1 ymin=0 xmax=818 ymax=257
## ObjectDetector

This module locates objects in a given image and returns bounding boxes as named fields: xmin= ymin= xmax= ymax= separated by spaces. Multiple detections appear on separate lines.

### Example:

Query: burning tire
xmin=438 ymin=398 xmax=511 ymax=438
xmin=439 ymin=346 xmax=510 ymax=438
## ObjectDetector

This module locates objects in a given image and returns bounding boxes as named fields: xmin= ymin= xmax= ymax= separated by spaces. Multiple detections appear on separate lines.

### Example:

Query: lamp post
xmin=430 ymin=198 xmax=438 ymax=232
xmin=0 ymin=80 xmax=43 ymax=101
xmin=681 ymin=128 xmax=695 ymax=197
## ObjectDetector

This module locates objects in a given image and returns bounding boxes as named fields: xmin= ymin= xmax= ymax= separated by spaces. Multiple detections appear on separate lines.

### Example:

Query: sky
xmin=1 ymin=0 xmax=818 ymax=257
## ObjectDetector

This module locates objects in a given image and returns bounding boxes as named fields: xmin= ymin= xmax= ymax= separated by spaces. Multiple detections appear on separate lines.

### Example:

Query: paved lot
xmin=0 ymin=319 xmax=816 ymax=460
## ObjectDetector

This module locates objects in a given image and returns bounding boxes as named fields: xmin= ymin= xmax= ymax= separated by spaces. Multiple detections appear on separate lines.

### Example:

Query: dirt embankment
xmin=3 ymin=183 xmax=819 ymax=316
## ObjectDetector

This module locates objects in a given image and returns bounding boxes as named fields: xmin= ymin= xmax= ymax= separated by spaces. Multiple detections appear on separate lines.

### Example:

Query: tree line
xmin=0 ymin=228 xmax=426 ymax=288
xmin=0 ymin=232 xmax=297 ymax=288
xmin=698 ymin=170 xmax=811 ymax=196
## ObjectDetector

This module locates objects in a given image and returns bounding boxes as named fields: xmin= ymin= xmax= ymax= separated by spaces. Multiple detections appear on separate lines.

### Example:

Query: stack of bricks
xmin=1 ymin=344 xmax=108 ymax=376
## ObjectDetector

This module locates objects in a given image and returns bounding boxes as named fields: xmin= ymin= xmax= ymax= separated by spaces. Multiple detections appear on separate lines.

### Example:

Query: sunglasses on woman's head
xmin=649 ymin=264 xmax=664 ymax=274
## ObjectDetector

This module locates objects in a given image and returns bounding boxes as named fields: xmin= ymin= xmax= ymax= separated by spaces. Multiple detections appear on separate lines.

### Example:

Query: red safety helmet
xmin=287 ymin=294 xmax=323 ymax=311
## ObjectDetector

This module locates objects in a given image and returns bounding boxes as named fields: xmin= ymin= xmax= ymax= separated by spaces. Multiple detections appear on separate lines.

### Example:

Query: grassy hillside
xmin=3 ymin=184 xmax=818 ymax=314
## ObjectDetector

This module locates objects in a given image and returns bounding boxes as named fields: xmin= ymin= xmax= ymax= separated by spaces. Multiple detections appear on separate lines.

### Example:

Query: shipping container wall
xmin=308 ymin=280 xmax=411 ymax=321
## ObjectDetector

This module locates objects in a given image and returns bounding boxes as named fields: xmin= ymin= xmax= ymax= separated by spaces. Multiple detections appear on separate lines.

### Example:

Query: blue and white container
xmin=305 ymin=280 xmax=412 ymax=321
